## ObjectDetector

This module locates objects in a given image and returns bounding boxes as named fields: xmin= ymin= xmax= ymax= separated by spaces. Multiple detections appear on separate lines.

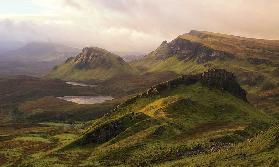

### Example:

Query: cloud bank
xmin=0 ymin=0 xmax=279 ymax=53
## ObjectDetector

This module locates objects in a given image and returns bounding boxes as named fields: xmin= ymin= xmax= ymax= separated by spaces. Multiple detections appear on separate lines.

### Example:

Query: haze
xmin=1 ymin=0 xmax=279 ymax=53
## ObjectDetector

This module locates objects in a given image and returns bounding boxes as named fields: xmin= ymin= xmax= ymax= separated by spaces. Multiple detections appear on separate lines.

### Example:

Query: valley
xmin=0 ymin=31 xmax=278 ymax=166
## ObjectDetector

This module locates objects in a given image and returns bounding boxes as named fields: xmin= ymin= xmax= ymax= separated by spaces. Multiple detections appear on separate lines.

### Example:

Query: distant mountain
xmin=0 ymin=42 xmax=79 ymax=76
xmin=133 ymin=30 xmax=279 ymax=72
xmin=47 ymin=47 xmax=137 ymax=81
xmin=1 ymin=42 xmax=79 ymax=62
xmin=0 ymin=41 xmax=24 ymax=53
xmin=132 ymin=30 xmax=279 ymax=115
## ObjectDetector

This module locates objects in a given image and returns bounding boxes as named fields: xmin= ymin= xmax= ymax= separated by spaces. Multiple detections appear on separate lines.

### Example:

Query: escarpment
xmin=115 ymin=69 xmax=247 ymax=111
xmin=152 ymin=37 xmax=234 ymax=63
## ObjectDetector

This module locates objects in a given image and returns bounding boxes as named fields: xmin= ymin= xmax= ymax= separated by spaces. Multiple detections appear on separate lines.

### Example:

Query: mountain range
xmin=0 ymin=42 xmax=79 ymax=76
xmin=46 ymin=30 xmax=279 ymax=116
xmin=131 ymin=30 xmax=279 ymax=116
xmin=0 ymin=30 xmax=278 ymax=166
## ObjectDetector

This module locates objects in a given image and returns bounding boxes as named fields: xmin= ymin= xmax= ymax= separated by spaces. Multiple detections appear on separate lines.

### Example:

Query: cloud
xmin=64 ymin=0 xmax=82 ymax=10
xmin=0 ymin=0 xmax=279 ymax=53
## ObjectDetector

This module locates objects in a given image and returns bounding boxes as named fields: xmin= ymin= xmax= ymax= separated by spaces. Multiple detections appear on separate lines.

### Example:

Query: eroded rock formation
xmin=114 ymin=69 xmax=247 ymax=111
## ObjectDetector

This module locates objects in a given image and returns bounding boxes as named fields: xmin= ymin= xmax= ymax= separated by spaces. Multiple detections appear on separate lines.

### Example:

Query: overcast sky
xmin=1 ymin=0 xmax=279 ymax=53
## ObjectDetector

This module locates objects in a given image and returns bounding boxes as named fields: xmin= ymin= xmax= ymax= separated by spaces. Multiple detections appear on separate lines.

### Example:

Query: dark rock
xmin=247 ymin=58 xmax=271 ymax=65
xmin=200 ymin=69 xmax=247 ymax=101
xmin=273 ymin=68 xmax=279 ymax=77
xmin=114 ymin=69 xmax=247 ymax=111
xmin=63 ymin=47 xmax=126 ymax=70
xmin=154 ymin=38 xmax=234 ymax=63
xmin=80 ymin=119 xmax=123 ymax=145
xmin=77 ymin=113 xmax=147 ymax=145
xmin=73 ymin=47 xmax=114 ymax=69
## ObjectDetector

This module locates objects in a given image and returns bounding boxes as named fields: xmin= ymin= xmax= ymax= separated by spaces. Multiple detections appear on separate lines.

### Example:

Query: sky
xmin=0 ymin=0 xmax=279 ymax=53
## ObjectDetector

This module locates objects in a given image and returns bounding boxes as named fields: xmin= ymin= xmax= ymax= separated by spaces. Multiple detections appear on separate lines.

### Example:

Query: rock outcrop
xmin=152 ymin=38 xmax=234 ymax=63
xmin=76 ymin=112 xmax=147 ymax=145
xmin=47 ymin=47 xmax=135 ymax=81
xmin=200 ymin=69 xmax=247 ymax=100
xmin=72 ymin=47 xmax=126 ymax=69
xmin=247 ymin=58 xmax=272 ymax=65
xmin=114 ymin=69 xmax=247 ymax=111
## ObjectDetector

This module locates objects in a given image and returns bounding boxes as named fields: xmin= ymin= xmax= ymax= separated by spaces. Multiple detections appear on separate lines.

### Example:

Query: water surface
xmin=66 ymin=81 xmax=97 ymax=87
xmin=58 ymin=96 xmax=113 ymax=104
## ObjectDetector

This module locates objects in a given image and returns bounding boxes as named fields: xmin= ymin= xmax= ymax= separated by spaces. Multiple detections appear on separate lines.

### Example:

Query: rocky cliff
xmin=71 ymin=47 xmax=127 ymax=69
xmin=114 ymin=69 xmax=247 ymax=111
xmin=151 ymin=37 xmax=234 ymax=63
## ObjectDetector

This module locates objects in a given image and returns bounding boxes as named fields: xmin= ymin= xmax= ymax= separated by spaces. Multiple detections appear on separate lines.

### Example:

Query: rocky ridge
xmin=114 ymin=69 xmax=247 ymax=111
xmin=67 ymin=47 xmax=127 ymax=69
xmin=151 ymin=37 xmax=234 ymax=63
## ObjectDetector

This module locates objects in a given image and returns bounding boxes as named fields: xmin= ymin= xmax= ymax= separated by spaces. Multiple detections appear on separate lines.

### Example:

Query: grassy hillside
xmin=132 ymin=30 xmax=279 ymax=115
xmin=13 ymin=70 xmax=277 ymax=166
xmin=0 ymin=75 xmax=121 ymax=123
xmin=48 ymin=47 xmax=137 ymax=81
xmin=180 ymin=30 xmax=279 ymax=61
xmin=161 ymin=124 xmax=279 ymax=166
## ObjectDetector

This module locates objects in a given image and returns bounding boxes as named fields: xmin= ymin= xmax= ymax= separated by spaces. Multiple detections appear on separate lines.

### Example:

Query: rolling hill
xmin=132 ymin=30 xmax=279 ymax=115
xmin=15 ymin=69 xmax=276 ymax=166
xmin=47 ymin=47 xmax=137 ymax=81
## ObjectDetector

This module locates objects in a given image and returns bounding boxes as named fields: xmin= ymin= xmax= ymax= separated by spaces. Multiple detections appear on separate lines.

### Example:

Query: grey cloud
xmin=0 ymin=19 xmax=42 ymax=42
xmin=1 ymin=0 xmax=279 ymax=53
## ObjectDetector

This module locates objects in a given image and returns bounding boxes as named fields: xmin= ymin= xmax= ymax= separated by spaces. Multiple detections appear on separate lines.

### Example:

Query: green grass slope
xmin=22 ymin=70 xmax=276 ymax=166
xmin=161 ymin=124 xmax=279 ymax=167
xmin=48 ymin=47 xmax=137 ymax=82
xmin=131 ymin=30 xmax=279 ymax=115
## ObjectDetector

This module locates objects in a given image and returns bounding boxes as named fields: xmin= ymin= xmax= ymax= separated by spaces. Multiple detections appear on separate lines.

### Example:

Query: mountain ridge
xmin=1 ymin=42 xmax=79 ymax=62
xmin=114 ymin=69 xmax=247 ymax=112
xmin=48 ymin=47 xmax=136 ymax=81
xmin=131 ymin=30 xmax=279 ymax=115
xmin=0 ymin=42 xmax=79 ymax=76
xmin=57 ymin=69 xmax=275 ymax=166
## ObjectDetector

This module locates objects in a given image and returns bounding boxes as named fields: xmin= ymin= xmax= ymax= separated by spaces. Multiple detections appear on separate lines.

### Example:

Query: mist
xmin=1 ymin=0 xmax=279 ymax=53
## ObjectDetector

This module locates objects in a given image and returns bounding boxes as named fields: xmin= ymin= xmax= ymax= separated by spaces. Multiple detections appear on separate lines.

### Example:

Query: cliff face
xmin=71 ymin=47 xmax=127 ymax=69
xmin=146 ymin=69 xmax=247 ymax=101
xmin=152 ymin=38 xmax=234 ymax=63
xmin=115 ymin=69 xmax=247 ymax=111
xmin=200 ymin=69 xmax=247 ymax=100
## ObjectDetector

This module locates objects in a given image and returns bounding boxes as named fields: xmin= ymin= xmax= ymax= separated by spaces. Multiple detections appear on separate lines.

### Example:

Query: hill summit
xmin=47 ymin=47 xmax=136 ymax=81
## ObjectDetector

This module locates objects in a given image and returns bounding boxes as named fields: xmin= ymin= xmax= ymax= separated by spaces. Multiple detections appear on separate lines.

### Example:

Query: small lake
xmin=66 ymin=81 xmax=97 ymax=87
xmin=57 ymin=96 xmax=113 ymax=104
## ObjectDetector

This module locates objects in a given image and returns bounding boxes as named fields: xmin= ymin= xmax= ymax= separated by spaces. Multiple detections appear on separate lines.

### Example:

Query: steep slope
xmin=47 ymin=47 xmax=136 ymax=81
xmin=25 ymin=69 xmax=276 ymax=166
xmin=132 ymin=30 xmax=279 ymax=115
